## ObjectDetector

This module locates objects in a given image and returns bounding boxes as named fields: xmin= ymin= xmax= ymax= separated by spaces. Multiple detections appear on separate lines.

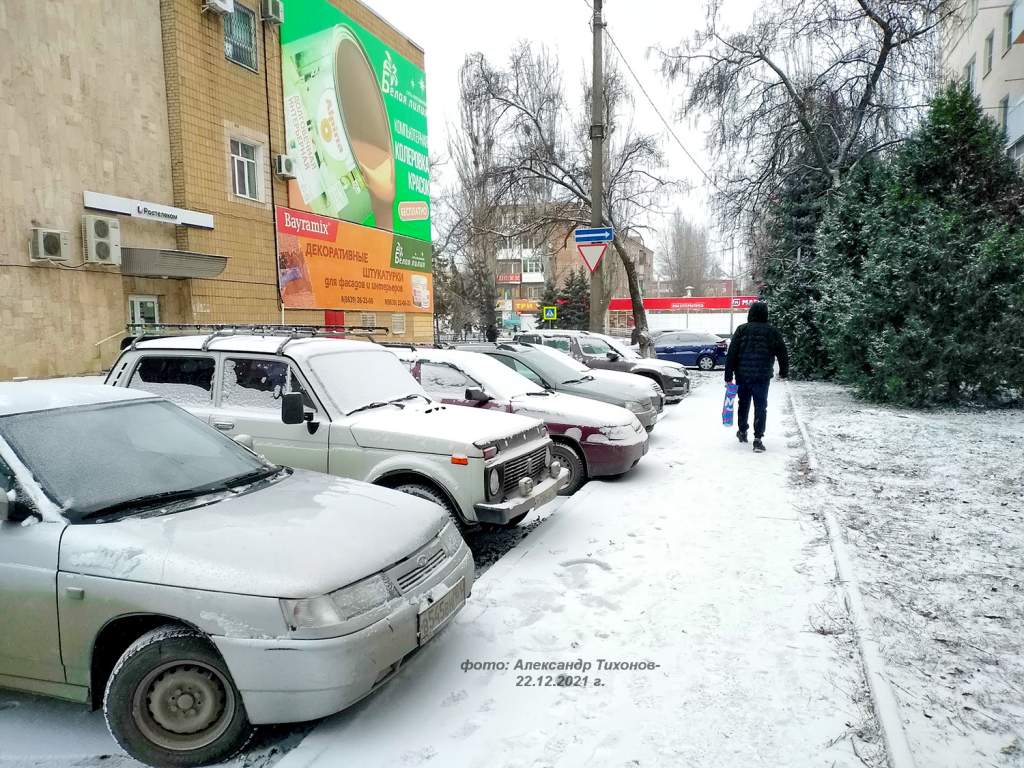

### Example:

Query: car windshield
xmin=0 ymin=400 xmax=271 ymax=522
xmin=307 ymin=349 xmax=428 ymax=415
xmin=601 ymin=336 xmax=641 ymax=360
xmin=521 ymin=346 xmax=594 ymax=383
xmin=448 ymin=352 xmax=545 ymax=400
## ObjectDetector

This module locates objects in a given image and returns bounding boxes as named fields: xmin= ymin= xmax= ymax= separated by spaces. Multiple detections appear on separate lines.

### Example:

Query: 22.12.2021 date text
xmin=515 ymin=675 xmax=603 ymax=687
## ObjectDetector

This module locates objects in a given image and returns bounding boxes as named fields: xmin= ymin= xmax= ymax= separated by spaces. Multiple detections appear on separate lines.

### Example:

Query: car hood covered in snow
xmin=348 ymin=400 xmax=543 ymax=455
xmin=559 ymin=369 xmax=657 ymax=404
xmin=630 ymin=358 xmax=686 ymax=376
xmin=508 ymin=391 xmax=636 ymax=428
xmin=58 ymin=470 xmax=447 ymax=598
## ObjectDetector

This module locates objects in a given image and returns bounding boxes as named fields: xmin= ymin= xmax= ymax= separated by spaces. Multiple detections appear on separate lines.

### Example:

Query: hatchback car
xmin=652 ymin=331 xmax=729 ymax=370
xmin=394 ymin=347 xmax=649 ymax=495
xmin=515 ymin=330 xmax=691 ymax=401
xmin=456 ymin=343 xmax=664 ymax=430
xmin=0 ymin=382 xmax=472 ymax=767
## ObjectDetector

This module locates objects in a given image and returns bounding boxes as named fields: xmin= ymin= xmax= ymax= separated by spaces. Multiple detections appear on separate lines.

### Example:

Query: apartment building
xmin=0 ymin=0 xmax=431 ymax=380
xmin=942 ymin=0 xmax=1024 ymax=163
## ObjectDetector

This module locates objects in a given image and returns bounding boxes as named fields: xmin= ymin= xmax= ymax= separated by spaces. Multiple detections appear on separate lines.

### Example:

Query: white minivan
xmin=106 ymin=330 xmax=568 ymax=529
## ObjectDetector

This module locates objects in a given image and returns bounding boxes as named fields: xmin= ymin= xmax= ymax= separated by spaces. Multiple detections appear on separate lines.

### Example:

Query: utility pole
xmin=729 ymin=235 xmax=736 ymax=335
xmin=588 ymin=0 xmax=605 ymax=333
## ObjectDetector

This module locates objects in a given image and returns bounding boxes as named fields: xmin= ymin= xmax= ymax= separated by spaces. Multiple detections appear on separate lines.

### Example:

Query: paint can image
xmin=285 ymin=26 xmax=395 ymax=230
xmin=410 ymin=274 xmax=430 ymax=309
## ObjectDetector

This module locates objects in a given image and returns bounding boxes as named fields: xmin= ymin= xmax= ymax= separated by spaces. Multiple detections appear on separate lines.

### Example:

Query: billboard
xmin=276 ymin=206 xmax=432 ymax=313
xmin=280 ymin=0 xmax=430 ymax=242
xmin=607 ymin=296 xmax=759 ymax=311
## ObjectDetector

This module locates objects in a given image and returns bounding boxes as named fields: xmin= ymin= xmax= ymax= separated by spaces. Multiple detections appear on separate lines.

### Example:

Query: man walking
xmin=724 ymin=301 xmax=789 ymax=453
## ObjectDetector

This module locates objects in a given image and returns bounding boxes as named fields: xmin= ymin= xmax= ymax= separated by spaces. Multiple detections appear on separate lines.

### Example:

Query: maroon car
xmin=392 ymin=348 xmax=649 ymax=495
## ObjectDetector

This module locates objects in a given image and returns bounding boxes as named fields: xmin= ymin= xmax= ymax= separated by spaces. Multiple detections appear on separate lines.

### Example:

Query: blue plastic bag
xmin=722 ymin=382 xmax=738 ymax=426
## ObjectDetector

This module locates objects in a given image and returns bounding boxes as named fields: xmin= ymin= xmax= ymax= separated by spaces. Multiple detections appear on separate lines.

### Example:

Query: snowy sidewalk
xmin=276 ymin=378 xmax=874 ymax=768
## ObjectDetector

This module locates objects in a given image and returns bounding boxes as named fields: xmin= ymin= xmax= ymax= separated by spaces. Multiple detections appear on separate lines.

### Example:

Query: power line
xmin=597 ymin=19 xmax=723 ymax=192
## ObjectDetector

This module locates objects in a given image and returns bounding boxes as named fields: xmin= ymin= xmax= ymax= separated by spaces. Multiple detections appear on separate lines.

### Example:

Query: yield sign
xmin=577 ymin=242 xmax=607 ymax=273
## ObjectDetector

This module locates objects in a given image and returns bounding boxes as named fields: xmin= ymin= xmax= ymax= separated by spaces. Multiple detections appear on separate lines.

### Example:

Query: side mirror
xmin=465 ymin=387 xmax=491 ymax=403
xmin=606 ymin=351 xmax=620 ymax=361
xmin=0 ymin=490 xmax=9 ymax=523
xmin=0 ymin=490 xmax=36 ymax=525
xmin=281 ymin=392 xmax=305 ymax=425
xmin=233 ymin=434 xmax=256 ymax=451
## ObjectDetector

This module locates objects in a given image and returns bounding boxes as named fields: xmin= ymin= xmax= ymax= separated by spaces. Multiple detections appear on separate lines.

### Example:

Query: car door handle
xmin=212 ymin=420 xmax=235 ymax=431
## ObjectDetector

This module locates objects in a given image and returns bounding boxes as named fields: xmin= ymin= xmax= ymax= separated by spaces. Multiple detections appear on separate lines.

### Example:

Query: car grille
xmin=394 ymin=546 xmax=448 ymax=593
xmin=502 ymin=445 xmax=548 ymax=494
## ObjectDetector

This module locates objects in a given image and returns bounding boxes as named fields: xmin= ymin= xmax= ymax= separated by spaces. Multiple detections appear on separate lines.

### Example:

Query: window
xmin=129 ymin=356 xmax=216 ymax=403
xmin=543 ymin=337 xmax=572 ymax=354
xmin=963 ymin=56 xmax=976 ymax=92
xmin=224 ymin=4 xmax=258 ymax=71
xmin=984 ymin=32 xmax=994 ymax=76
xmin=391 ymin=313 xmax=407 ymax=335
xmin=579 ymin=337 xmax=614 ymax=356
xmin=492 ymin=355 xmax=545 ymax=387
xmin=420 ymin=362 xmax=480 ymax=400
xmin=128 ymin=295 xmax=159 ymax=327
xmin=230 ymin=138 xmax=259 ymax=200
xmin=523 ymin=257 xmax=544 ymax=274
xmin=1000 ymin=95 xmax=1011 ymax=134
xmin=360 ymin=312 xmax=377 ymax=328
xmin=221 ymin=358 xmax=315 ymax=412
xmin=1006 ymin=7 xmax=1016 ymax=52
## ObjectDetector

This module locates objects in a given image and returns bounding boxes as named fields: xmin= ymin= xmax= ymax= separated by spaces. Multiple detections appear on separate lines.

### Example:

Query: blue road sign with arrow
xmin=574 ymin=227 xmax=614 ymax=244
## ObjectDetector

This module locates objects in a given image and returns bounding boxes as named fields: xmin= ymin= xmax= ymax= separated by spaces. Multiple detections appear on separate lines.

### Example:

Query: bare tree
xmin=458 ymin=44 xmax=675 ymax=355
xmin=659 ymin=0 xmax=954 ymax=225
xmin=658 ymin=210 xmax=711 ymax=295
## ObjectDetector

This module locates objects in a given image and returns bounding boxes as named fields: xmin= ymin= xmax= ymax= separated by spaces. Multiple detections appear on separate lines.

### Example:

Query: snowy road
xmin=275 ymin=377 xmax=874 ymax=768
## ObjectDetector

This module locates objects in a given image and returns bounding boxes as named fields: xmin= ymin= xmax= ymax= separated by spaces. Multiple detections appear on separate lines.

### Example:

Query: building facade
xmin=942 ymin=0 xmax=1024 ymax=163
xmin=1 ymin=0 xmax=430 ymax=381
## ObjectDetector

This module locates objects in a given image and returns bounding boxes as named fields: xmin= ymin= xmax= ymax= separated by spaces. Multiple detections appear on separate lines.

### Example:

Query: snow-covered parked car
xmin=0 ymin=382 xmax=474 ymax=767
xmin=392 ymin=347 xmax=649 ymax=495
xmin=105 ymin=330 xmax=568 ymax=529
xmin=457 ymin=342 xmax=665 ymax=431
xmin=514 ymin=329 xmax=690 ymax=401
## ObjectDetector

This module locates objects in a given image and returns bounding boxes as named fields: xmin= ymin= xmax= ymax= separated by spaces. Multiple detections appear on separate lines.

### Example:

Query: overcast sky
xmin=367 ymin=0 xmax=756 ymax=270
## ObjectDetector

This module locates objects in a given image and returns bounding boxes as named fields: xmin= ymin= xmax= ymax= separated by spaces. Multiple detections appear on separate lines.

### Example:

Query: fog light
xmin=519 ymin=476 xmax=535 ymax=496
xmin=549 ymin=460 xmax=562 ymax=479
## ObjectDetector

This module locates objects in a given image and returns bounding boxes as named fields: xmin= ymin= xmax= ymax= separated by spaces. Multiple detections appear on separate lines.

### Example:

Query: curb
xmin=786 ymin=382 xmax=917 ymax=768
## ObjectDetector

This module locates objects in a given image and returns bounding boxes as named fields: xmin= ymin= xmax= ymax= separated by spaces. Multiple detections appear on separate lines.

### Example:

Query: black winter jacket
xmin=724 ymin=302 xmax=789 ymax=382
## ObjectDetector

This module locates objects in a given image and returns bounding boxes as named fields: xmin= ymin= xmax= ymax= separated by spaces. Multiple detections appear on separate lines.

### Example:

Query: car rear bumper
xmin=474 ymin=467 xmax=570 ymax=524
xmin=213 ymin=548 xmax=474 ymax=725
xmin=582 ymin=431 xmax=649 ymax=477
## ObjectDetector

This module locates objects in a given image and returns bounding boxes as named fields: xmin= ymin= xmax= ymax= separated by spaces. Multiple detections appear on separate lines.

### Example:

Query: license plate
xmin=418 ymin=579 xmax=466 ymax=644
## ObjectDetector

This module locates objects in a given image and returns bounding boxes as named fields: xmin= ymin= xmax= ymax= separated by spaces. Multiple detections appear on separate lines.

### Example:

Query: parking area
xmin=0 ymin=373 xmax=874 ymax=768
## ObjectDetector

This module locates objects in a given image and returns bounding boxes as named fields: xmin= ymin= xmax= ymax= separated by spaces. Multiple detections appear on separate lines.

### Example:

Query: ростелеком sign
xmin=83 ymin=191 xmax=214 ymax=229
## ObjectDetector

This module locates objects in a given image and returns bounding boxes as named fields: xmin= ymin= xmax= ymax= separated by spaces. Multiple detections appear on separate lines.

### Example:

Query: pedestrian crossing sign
xmin=543 ymin=306 xmax=557 ymax=321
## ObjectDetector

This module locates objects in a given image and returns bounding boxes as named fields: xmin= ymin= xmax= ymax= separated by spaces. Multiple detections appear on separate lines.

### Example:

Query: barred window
xmin=360 ymin=312 xmax=377 ymax=328
xmin=391 ymin=313 xmax=407 ymax=335
xmin=224 ymin=4 xmax=258 ymax=72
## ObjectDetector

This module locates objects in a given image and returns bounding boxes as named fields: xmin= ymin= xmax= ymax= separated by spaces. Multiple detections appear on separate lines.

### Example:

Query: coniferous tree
xmin=559 ymin=268 xmax=591 ymax=331
xmin=814 ymin=82 xmax=1024 ymax=405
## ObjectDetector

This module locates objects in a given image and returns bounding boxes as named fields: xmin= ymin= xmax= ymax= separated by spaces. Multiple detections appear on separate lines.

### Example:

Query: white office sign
xmin=83 ymin=191 xmax=214 ymax=229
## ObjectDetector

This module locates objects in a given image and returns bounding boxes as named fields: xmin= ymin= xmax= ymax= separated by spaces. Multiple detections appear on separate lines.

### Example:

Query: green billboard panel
xmin=281 ymin=0 xmax=430 ymax=242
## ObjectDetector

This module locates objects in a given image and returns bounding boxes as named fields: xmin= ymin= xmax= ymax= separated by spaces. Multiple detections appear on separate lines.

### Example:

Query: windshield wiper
xmin=562 ymin=375 xmax=595 ymax=384
xmin=525 ymin=391 xmax=552 ymax=396
xmin=390 ymin=393 xmax=431 ymax=405
xmin=79 ymin=488 xmax=218 ymax=521
xmin=348 ymin=394 xmax=427 ymax=415
xmin=218 ymin=466 xmax=281 ymax=490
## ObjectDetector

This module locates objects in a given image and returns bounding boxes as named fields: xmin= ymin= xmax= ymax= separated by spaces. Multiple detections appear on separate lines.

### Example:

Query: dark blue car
xmin=653 ymin=331 xmax=729 ymax=371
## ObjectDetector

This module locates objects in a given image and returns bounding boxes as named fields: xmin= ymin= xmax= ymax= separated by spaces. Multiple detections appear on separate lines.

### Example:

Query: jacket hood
xmin=747 ymin=301 xmax=769 ymax=323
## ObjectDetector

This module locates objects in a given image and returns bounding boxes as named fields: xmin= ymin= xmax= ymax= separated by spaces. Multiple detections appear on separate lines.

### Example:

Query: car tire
xmin=394 ymin=482 xmax=467 ymax=531
xmin=696 ymin=355 xmax=716 ymax=371
xmin=104 ymin=625 xmax=253 ymax=768
xmin=551 ymin=442 xmax=586 ymax=496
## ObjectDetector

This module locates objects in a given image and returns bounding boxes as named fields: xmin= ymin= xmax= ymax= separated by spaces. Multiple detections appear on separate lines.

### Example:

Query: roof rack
xmin=124 ymin=323 xmax=391 ymax=354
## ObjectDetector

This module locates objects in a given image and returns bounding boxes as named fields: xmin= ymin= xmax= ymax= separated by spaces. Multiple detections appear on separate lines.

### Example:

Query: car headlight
xmin=587 ymin=424 xmax=638 ymax=443
xmin=281 ymin=574 xmax=397 ymax=638
xmin=625 ymin=400 xmax=647 ymax=414
xmin=545 ymin=445 xmax=552 ymax=467
xmin=440 ymin=522 xmax=464 ymax=556
xmin=488 ymin=467 xmax=501 ymax=497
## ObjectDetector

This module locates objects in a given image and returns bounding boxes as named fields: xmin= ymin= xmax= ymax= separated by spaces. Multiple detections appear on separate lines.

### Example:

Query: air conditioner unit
xmin=82 ymin=215 xmax=122 ymax=266
xmin=203 ymin=0 xmax=234 ymax=16
xmin=29 ymin=228 xmax=70 ymax=262
xmin=261 ymin=0 xmax=284 ymax=24
xmin=274 ymin=154 xmax=296 ymax=179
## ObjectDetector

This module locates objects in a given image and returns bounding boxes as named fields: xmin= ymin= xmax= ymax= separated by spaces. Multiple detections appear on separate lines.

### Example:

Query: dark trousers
xmin=737 ymin=378 xmax=770 ymax=438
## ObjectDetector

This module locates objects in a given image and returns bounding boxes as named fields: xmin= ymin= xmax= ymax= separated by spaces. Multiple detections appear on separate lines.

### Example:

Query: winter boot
xmin=736 ymin=430 xmax=748 ymax=443
xmin=752 ymin=438 xmax=765 ymax=453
